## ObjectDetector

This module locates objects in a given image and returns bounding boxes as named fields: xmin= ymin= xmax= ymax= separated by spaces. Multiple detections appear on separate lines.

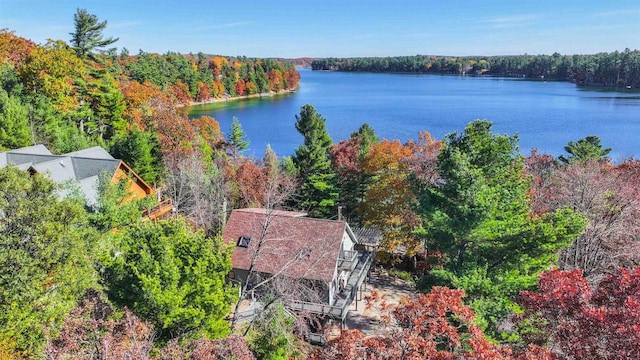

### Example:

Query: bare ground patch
xmin=344 ymin=270 xmax=416 ymax=335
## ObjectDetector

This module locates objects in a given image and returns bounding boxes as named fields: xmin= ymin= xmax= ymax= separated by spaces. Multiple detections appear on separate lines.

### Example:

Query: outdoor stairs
xmin=289 ymin=250 xmax=374 ymax=321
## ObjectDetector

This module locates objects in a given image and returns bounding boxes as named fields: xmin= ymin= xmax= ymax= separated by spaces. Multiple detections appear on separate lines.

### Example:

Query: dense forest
xmin=0 ymin=24 xmax=299 ymax=152
xmin=1 ymin=9 xmax=640 ymax=360
xmin=311 ymin=51 xmax=640 ymax=87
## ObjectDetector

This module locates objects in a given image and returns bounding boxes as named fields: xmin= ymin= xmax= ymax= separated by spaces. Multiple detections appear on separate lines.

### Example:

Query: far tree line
xmin=311 ymin=50 xmax=640 ymax=87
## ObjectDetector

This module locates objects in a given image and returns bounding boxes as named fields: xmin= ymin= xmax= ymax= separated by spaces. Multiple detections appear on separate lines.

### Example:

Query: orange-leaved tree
xmin=360 ymin=139 xmax=421 ymax=258
xmin=171 ymin=80 xmax=192 ymax=104
xmin=119 ymin=80 xmax=166 ymax=127
xmin=192 ymin=115 xmax=224 ymax=153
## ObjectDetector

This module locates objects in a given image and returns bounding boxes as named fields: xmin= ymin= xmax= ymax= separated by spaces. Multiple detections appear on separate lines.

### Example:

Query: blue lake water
xmin=189 ymin=69 xmax=640 ymax=160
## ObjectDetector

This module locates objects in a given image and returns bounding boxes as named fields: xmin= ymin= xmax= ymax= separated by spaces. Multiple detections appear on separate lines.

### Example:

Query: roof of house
xmin=64 ymin=146 xmax=115 ymax=160
xmin=222 ymin=208 xmax=348 ymax=283
xmin=352 ymin=227 xmax=382 ymax=247
xmin=0 ymin=145 xmax=125 ymax=205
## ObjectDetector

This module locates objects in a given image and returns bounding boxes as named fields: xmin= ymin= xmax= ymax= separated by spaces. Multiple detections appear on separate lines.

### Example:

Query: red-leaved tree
xmin=314 ymin=287 xmax=550 ymax=359
xmin=159 ymin=335 xmax=256 ymax=360
xmin=519 ymin=267 xmax=640 ymax=359
xmin=45 ymin=289 xmax=154 ymax=359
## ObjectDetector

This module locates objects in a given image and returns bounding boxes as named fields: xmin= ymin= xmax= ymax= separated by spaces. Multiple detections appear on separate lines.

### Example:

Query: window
xmin=237 ymin=235 xmax=251 ymax=248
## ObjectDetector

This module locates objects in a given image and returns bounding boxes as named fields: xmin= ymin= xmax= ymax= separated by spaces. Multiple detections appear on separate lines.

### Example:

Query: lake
xmin=189 ymin=69 xmax=640 ymax=160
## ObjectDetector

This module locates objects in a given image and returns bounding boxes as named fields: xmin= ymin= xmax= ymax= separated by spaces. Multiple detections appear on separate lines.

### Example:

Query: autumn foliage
xmin=315 ymin=287 xmax=550 ymax=359
xmin=46 ymin=290 xmax=255 ymax=359
xmin=45 ymin=289 xmax=154 ymax=359
xmin=519 ymin=267 xmax=640 ymax=359
xmin=159 ymin=335 xmax=255 ymax=360
xmin=360 ymin=139 xmax=421 ymax=257
xmin=0 ymin=30 xmax=35 ymax=67
xmin=120 ymin=80 xmax=167 ymax=127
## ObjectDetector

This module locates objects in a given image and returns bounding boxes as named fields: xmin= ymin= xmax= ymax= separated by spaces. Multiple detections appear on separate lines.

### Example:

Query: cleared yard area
xmin=341 ymin=270 xmax=416 ymax=335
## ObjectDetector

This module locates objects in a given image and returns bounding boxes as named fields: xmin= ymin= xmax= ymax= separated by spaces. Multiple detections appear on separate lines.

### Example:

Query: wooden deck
xmin=142 ymin=198 xmax=174 ymax=221
xmin=289 ymin=251 xmax=374 ymax=321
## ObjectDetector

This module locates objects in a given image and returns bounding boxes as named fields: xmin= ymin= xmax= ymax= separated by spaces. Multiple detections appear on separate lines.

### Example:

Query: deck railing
xmin=142 ymin=198 xmax=174 ymax=220
xmin=289 ymin=250 xmax=374 ymax=321
xmin=288 ymin=300 xmax=337 ymax=317
xmin=338 ymin=249 xmax=359 ymax=272
xmin=341 ymin=249 xmax=358 ymax=261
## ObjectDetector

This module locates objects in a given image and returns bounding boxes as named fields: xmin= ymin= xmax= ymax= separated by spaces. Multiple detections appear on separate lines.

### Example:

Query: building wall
xmin=111 ymin=164 xmax=154 ymax=202
xmin=341 ymin=230 xmax=355 ymax=252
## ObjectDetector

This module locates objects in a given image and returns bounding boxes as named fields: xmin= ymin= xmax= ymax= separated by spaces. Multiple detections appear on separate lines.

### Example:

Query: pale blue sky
xmin=1 ymin=0 xmax=639 ymax=57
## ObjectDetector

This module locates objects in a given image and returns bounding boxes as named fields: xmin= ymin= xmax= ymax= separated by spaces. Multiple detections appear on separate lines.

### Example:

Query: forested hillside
xmin=312 ymin=51 xmax=640 ymax=87
xmin=0 ymin=27 xmax=298 ymax=154
xmin=1 ymin=9 xmax=639 ymax=359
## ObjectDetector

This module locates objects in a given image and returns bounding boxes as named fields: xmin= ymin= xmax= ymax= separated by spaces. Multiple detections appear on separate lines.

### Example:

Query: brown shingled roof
xmin=222 ymin=208 xmax=345 ymax=283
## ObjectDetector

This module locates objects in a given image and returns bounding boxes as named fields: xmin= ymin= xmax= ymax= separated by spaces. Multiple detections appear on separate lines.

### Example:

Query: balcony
xmin=289 ymin=250 xmax=374 ymax=321
xmin=337 ymin=249 xmax=358 ymax=272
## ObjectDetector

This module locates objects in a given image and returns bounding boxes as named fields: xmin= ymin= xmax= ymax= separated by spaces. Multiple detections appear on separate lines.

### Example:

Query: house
xmin=222 ymin=208 xmax=378 ymax=326
xmin=0 ymin=144 xmax=173 ymax=220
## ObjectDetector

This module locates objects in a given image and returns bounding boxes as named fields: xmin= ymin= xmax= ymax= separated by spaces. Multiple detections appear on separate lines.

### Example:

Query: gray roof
xmin=5 ymin=144 xmax=53 ymax=155
xmin=0 ymin=145 xmax=121 ymax=206
xmin=352 ymin=227 xmax=382 ymax=247
xmin=65 ymin=146 xmax=114 ymax=160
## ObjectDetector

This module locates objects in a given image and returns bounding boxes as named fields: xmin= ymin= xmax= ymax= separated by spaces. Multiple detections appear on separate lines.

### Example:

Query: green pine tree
xmin=292 ymin=104 xmax=338 ymax=218
xmin=558 ymin=135 xmax=612 ymax=164
xmin=228 ymin=116 xmax=250 ymax=156
xmin=351 ymin=122 xmax=379 ymax=158
xmin=69 ymin=8 xmax=119 ymax=59
xmin=417 ymin=120 xmax=585 ymax=339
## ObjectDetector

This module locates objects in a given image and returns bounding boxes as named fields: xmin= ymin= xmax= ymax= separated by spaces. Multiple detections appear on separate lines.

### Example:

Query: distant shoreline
xmin=180 ymin=88 xmax=297 ymax=108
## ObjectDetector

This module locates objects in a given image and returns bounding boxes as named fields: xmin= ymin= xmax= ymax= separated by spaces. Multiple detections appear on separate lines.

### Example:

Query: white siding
xmin=341 ymin=230 xmax=354 ymax=252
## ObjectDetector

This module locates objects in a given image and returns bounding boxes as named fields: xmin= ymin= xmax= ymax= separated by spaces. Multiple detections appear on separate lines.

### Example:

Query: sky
xmin=1 ymin=0 xmax=639 ymax=58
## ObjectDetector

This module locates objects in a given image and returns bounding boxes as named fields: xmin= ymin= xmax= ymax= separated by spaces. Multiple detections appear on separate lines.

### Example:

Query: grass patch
xmin=388 ymin=269 xmax=416 ymax=286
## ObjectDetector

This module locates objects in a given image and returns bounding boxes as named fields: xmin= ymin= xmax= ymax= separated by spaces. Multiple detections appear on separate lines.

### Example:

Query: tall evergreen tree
xmin=351 ymin=122 xmax=379 ymax=158
xmin=69 ymin=8 xmax=118 ymax=59
xmin=417 ymin=120 xmax=585 ymax=338
xmin=227 ymin=116 xmax=249 ymax=156
xmin=292 ymin=104 xmax=338 ymax=218
xmin=330 ymin=123 xmax=379 ymax=224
